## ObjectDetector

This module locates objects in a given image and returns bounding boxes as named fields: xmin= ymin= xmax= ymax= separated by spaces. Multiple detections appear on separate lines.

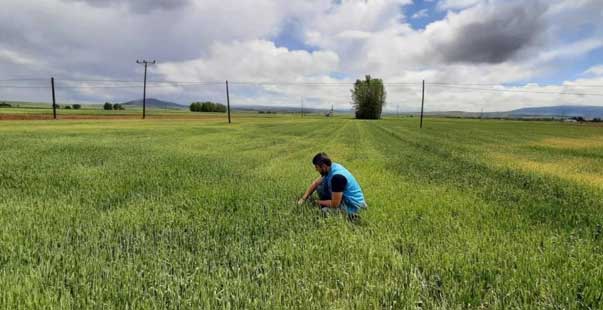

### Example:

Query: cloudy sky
xmin=1 ymin=0 xmax=602 ymax=112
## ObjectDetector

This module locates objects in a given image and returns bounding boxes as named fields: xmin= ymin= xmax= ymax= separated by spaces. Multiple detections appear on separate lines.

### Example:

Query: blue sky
xmin=531 ymin=47 xmax=603 ymax=86
xmin=404 ymin=0 xmax=446 ymax=30
xmin=274 ymin=18 xmax=319 ymax=52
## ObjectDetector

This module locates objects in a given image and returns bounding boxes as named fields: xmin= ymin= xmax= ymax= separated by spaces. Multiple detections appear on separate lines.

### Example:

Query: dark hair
xmin=312 ymin=152 xmax=332 ymax=166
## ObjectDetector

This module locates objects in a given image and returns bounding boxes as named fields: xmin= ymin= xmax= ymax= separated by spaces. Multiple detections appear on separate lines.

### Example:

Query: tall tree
xmin=351 ymin=75 xmax=386 ymax=119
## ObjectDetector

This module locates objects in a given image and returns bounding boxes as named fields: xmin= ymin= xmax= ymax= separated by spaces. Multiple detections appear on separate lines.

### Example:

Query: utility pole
xmin=226 ymin=80 xmax=231 ymax=124
xmin=420 ymin=80 xmax=425 ymax=128
xmin=136 ymin=60 xmax=156 ymax=119
xmin=51 ymin=77 xmax=56 ymax=120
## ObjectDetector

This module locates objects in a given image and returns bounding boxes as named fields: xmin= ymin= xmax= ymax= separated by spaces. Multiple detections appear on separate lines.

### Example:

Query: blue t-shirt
xmin=324 ymin=163 xmax=366 ymax=213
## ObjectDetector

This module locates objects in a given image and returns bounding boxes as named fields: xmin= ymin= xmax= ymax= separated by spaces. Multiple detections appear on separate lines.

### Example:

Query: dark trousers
xmin=316 ymin=182 xmax=331 ymax=200
xmin=315 ymin=182 xmax=362 ymax=221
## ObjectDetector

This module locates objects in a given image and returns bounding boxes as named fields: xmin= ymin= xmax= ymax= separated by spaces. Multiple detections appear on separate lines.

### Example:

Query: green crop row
xmin=0 ymin=117 xmax=601 ymax=308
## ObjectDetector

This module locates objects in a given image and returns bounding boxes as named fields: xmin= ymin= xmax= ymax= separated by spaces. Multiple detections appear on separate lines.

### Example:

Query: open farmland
xmin=0 ymin=116 xmax=602 ymax=308
xmin=0 ymin=103 xmax=198 ymax=120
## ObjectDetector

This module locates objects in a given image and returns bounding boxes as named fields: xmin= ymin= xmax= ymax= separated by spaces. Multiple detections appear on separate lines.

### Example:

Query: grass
xmin=0 ymin=104 xmax=322 ymax=118
xmin=0 ymin=104 xmax=184 ymax=115
xmin=0 ymin=116 xmax=602 ymax=308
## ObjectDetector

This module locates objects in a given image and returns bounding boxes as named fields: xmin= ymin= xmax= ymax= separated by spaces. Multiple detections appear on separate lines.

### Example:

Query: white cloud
xmin=157 ymin=40 xmax=339 ymax=82
xmin=63 ymin=0 xmax=192 ymax=13
xmin=438 ymin=0 xmax=481 ymax=10
xmin=412 ymin=9 xmax=428 ymax=19
xmin=154 ymin=40 xmax=343 ymax=108
xmin=0 ymin=0 xmax=602 ymax=112
xmin=584 ymin=65 xmax=603 ymax=76
xmin=534 ymin=38 xmax=603 ymax=64
xmin=0 ymin=48 xmax=40 ymax=66
xmin=302 ymin=0 xmax=412 ymax=48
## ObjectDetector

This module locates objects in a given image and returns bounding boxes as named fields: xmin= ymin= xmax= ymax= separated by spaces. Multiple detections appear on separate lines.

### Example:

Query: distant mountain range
xmin=115 ymin=100 xmax=603 ymax=119
xmin=121 ymin=98 xmax=186 ymax=109
xmin=392 ymin=105 xmax=603 ymax=119
xmin=506 ymin=105 xmax=603 ymax=118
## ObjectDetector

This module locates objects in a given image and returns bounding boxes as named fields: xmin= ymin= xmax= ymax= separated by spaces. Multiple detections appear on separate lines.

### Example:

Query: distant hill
xmin=121 ymin=98 xmax=185 ymax=109
xmin=506 ymin=105 xmax=603 ymax=119
xmin=381 ymin=105 xmax=603 ymax=119
xmin=401 ymin=105 xmax=603 ymax=119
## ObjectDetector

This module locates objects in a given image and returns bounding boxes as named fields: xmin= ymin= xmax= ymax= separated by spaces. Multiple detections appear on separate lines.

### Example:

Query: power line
xmin=0 ymin=83 xmax=225 ymax=89
xmin=0 ymin=78 xmax=420 ymax=87
xmin=49 ymin=79 xmax=141 ymax=83
xmin=0 ymin=78 xmax=47 ymax=82
xmin=56 ymin=83 xmax=216 ymax=89
xmin=429 ymin=82 xmax=603 ymax=88
xmin=147 ymin=81 xmax=222 ymax=85
xmin=0 ymin=85 xmax=50 ymax=89
xmin=228 ymin=81 xmax=352 ymax=86
xmin=2 ymin=77 xmax=602 ymax=96
xmin=367 ymin=82 xmax=420 ymax=85
xmin=429 ymin=82 xmax=525 ymax=86
xmin=430 ymin=84 xmax=603 ymax=97
xmin=559 ymin=84 xmax=603 ymax=88
xmin=229 ymin=81 xmax=418 ymax=86
xmin=2 ymin=83 xmax=602 ymax=96
xmin=1 ymin=76 xmax=601 ymax=87
xmin=55 ymin=79 xmax=223 ymax=85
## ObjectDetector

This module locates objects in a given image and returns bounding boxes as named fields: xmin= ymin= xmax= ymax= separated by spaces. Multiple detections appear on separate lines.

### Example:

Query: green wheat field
xmin=1 ymin=116 xmax=602 ymax=308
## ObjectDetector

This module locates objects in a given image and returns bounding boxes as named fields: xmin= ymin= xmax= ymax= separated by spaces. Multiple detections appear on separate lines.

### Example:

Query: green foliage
xmin=351 ymin=75 xmax=386 ymax=119
xmin=72 ymin=104 xmax=81 ymax=110
xmin=189 ymin=102 xmax=200 ymax=112
xmin=571 ymin=116 xmax=586 ymax=122
xmin=65 ymin=106 xmax=72 ymax=110
xmin=0 ymin=102 xmax=11 ymax=108
xmin=112 ymin=103 xmax=124 ymax=110
xmin=0 ymin=118 xmax=602 ymax=308
xmin=103 ymin=102 xmax=113 ymax=110
xmin=190 ymin=101 xmax=227 ymax=113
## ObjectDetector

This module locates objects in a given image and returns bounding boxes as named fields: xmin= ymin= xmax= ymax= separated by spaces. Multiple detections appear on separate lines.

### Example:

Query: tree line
xmin=190 ymin=101 xmax=227 ymax=113
xmin=52 ymin=104 xmax=82 ymax=109
xmin=104 ymin=102 xmax=125 ymax=110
